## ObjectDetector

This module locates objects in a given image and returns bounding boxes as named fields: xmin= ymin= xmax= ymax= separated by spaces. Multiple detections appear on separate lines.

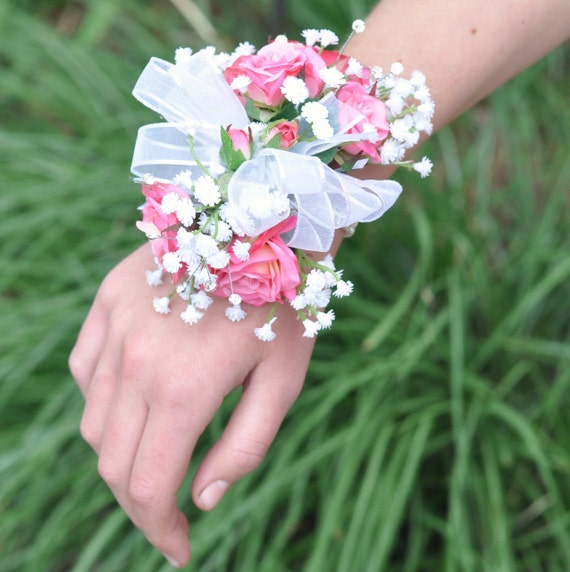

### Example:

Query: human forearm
xmin=350 ymin=0 xmax=570 ymax=132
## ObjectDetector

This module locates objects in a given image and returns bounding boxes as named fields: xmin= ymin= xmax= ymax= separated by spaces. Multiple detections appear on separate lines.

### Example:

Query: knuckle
xmin=68 ymin=348 xmax=85 ymax=384
xmin=79 ymin=415 xmax=100 ymax=449
xmin=97 ymin=456 xmax=122 ymax=487
xmin=119 ymin=346 xmax=143 ymax=380
xmin=226 ymin=438 xmax=269 ymax=475
xmin=128 ymin=477 xmax=162 ymax=508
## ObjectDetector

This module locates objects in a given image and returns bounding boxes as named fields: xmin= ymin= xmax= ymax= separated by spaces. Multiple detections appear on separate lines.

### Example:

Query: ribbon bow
xmin=131 ymin=50 xmax=402 ymax=252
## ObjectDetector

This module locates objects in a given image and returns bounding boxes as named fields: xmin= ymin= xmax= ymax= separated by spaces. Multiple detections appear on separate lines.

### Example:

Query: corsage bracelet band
xmin=131 ymin=21 xmax=434 ymax=341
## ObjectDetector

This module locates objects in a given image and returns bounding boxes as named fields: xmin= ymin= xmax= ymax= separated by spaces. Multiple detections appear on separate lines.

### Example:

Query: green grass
xmin=1 ymin=1 xmax=569 ymax=570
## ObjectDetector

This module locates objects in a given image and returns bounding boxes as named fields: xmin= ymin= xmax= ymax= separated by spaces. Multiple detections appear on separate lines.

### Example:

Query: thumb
xmin=191 ymin=354 xmax=307 ymax=511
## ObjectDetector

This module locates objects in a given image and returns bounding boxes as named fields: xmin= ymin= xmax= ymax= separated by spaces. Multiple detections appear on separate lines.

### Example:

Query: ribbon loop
xmin=131 ymin=50 xmax=403 ymax=252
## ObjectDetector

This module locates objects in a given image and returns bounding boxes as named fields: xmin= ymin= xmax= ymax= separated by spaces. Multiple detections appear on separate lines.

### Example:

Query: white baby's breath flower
xmin=404 ymin=129 xmax=420 ymax=148
xmin=142 ymin=173 xmax=156 ymax=185
xmin=319 ymin=29 xmax=339 ymax=47
xmin=393 ymin=77 xmax=413 ymax=98
xmin=417 ymin=100 xmax=436 ymax=119
xmin=173 ymin=170 xmax=194 ymax=189
xmin=176 ymin=198 xmax=197 ymax=226
xmin=301 ymin=28 xmax=321 ymax=46
xmin=306 ymin=269 xmax=327 ymax=292
xmin=346 ymin=57 xmax=364 ymax=77
xmin=290 ymin=294 xmax=307 ymax=310
xmin=386 ymin=94 xmax=405 ymax=116
xmin=162 ymin=251 xmax=182 ymax=274
xmin=153 ymin=296 xmax=171 ymax=314
xmin=255 ymin=319 xmax=277 ymax=342
xmin=193 ymin=266 xmax=212 ymax=287
xmin=200 ymin=46 xmax=217 ymax=57
xmin=379 ymin=74 xmax=396 ymax=90
xmin=178 ymin=247 xmax=200 ymax=269
xmin=302 ymin=319 xmax=321 ymax=338
xmin=304 ymin=288 xmax=332 ymax=308
xmin=194 ymin=234 xmax=219 ymax=258
xmin=352 ymin=19 xmax=366 ymax=33
xmin=233 ymin=41 xmax=256 ymax=56
xmin=194 ymin=175 xmax=221 ymax=207
xmin=410 ymin=70 xmax=426 ymax=87
xmin=413 ymin=157 xmax=433 ymax=178
xmin=225 ymin=304 xmax=246 ymax=322
xmin=145 ymin=268 xmax=163 ymax=287
xmin=301 ymin=101 xmax=329 ymax=123
xmin=232 ymin=240 xmax=251 ymax=261
xmin=161 ymin=192 xmax=181 ymax=215
xmin=219 ymin=202 xmax=249 ymax=236
xmin=390 ymin=62 xmax=404 ymax=75
xmin=312 ymin=119 xmax=334 ymax=140
xmin=414 ymin=85 xmax=432 ymax=103
xmin=390 ymin=116 xmax=414 ymax=143
xmin=319 ymin=67 xmax=347 ymax=89
xmin=317 ymin=309 xmax=335 ymax=329
xmin=207 ymin=249 xmax=231 ymax=269
xmin=191 ymin=290 xmax=213 ymax=310
xmin=413 ymin=112 xmax=434 ymax=135
xmin=180 ymin=304 xmax=204 ymax=325
xmin=281 ymin=76 xmax=310 ymax=105
xmin=380 ymin=138 xmax=406 ymax=164
xmin=176 ymin=227 xmax=194 ymax=247
xmin=230 ymin=74 xmax=252 ymax=94
xmin=371 ymin=66 xmax=384 ymax=81
xmin=323 ymin=271 xmax=340 ymax=288
xmin=334 ymin=280 xmax=354 ymax=297
xmin=175 ymin=47 xmax=193 ymax=65
xmin=208 ymin=220 xmax=232 ymax=242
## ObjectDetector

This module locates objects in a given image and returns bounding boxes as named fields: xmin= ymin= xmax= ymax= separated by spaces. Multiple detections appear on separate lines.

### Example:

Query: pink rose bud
xmin=268 ymin=120 xmax=299 ymax=149
xmin=227 ymin=127 xmax=252 ymax=159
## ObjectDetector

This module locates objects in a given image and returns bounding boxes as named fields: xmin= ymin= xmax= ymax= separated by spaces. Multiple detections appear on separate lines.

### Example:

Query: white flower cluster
xmin=375 ymin=66 xmax=435 ymax=175
xmin=301 ymin=101 xmax=334 ymax=140
xmin=289 ymin=254 xmax=353 ymax=339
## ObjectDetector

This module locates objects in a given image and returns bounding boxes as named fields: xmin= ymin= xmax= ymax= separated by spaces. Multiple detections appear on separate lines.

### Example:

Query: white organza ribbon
xmin=131 ymin=50 xmax=402 ymax=252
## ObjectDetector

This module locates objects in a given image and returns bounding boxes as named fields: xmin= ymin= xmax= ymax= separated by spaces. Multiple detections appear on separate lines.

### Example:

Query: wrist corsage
xmin=131 ymin=21 xmax=434 ymax=340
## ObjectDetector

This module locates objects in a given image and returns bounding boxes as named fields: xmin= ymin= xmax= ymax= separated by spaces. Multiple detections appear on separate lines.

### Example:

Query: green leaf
xmin=265 ymin=133 xmax=283 ymax=149
xmin=314 ymin=146 xmax=339 ymax=166
xmin=219 ymin=126 xmax=247 ymax=171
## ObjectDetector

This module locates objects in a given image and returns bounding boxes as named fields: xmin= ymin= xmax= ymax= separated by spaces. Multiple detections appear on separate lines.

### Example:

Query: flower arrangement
xmin=131 ymin=21 xmax=434 ymax=341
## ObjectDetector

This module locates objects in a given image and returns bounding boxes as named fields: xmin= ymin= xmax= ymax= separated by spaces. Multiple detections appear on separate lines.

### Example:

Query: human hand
xmin=68 ymin=244 xmax=315 ymax=568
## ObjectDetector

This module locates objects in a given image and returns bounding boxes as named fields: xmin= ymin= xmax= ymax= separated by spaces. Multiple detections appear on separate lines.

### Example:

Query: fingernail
xmin=199 ymin=480 xmax=229 ymax=510
xmin=164 ymin=554 xmax=182 ymax=568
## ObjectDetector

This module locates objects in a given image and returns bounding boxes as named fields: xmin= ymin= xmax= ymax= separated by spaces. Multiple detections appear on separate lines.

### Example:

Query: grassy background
xmin=1 ymin=0 xmax=569 ymax=570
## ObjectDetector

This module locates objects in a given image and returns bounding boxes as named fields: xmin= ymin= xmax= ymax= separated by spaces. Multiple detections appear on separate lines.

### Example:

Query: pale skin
xmin=69 ymin=0 xmax=570 ymax=567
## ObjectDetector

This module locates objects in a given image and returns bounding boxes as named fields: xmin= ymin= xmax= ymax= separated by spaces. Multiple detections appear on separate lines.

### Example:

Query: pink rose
xmin=136 ymin=182 xmax=187 ymax=281
xmin=225 ymin=38 xmax=328 ymax=107
xmin=268 ymin=120 xmax=299 ymax=149
xmin=337 ymin=81 xmax=390 ymax=162
xmin=301 ymin=45 xmax=329 ymax=97
xmin=227 ymin=127 xmax=252 ymax=159
xmin=212 ymin=217 xmax=301 ymax=306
